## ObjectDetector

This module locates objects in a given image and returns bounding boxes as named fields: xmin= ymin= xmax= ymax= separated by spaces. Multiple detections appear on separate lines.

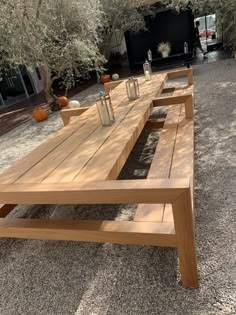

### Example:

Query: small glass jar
xmin=143 ymin=60 xmax=152 ymax=81
xmin=96 ymin=92 xmax=115 ymax=126
xmin=126 ymin=77 xmax=140 ymax=101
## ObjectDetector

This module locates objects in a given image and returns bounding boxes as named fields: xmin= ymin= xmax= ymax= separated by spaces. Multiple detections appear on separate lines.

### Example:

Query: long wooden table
xmin=0 ymin=74 xmax=166 ymax=185
xmin=0 ymin=70 xmax=198 ymax=288
xmin=0 ymin=73 xmax=167 ymax=216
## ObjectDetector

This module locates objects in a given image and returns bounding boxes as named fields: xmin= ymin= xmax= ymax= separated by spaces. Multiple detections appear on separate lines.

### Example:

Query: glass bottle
xmin=143 ymin=60 xmax=152 ymax=81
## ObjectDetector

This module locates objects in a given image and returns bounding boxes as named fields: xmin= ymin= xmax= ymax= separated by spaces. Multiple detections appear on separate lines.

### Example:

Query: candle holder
xmin=96 ymin=92 xmax=115 ymax=126
xmin=147 ymin=49 xmax=152 ymax=63
xmin=126 ymin=77 xmax=140 ymax=101
xmin=143 ymin=60 xmax=152 ymax=81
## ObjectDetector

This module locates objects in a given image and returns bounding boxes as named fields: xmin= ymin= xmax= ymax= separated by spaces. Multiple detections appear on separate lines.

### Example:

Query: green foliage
xmin=0 ymin=0 xmax=158 ymax=99
xmin=0 ymin=0 xmax=106 ymax=100
xmin=99 ymin=0 xmax=156 ymax=56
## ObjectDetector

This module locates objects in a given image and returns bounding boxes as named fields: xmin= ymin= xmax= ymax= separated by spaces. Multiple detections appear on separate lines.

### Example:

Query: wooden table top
xmin=0 ymin=73 xmax=167 ymax=186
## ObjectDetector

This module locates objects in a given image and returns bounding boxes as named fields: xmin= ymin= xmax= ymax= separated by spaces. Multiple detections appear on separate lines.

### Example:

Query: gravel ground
xmin=0 ymin=60 xmax=235 ymax=315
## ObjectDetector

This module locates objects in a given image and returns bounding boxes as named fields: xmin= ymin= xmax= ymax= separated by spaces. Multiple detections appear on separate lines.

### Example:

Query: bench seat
xmin=0 ymin=69 xmax=198 ymax=288
xmin=134 ymin=92 xmax=193 ymax=225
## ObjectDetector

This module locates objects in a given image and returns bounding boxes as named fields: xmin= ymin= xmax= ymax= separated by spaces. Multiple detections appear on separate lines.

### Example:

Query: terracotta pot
xmin=33 ymin=107 xmax=48 ymax=122
xmin=100 ymin=74 xmax=110 ymax=84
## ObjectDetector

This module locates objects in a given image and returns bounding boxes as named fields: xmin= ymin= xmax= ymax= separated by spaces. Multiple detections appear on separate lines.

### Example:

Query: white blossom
xmin=0 ymin=0 xmax=105 ymax=101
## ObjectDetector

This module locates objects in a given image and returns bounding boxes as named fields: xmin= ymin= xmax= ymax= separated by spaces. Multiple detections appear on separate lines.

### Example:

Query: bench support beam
xmin=153 ymin=94 xmax=194 ymax=119
xmin=60 ymin=107 xmax=90 ymax=126
xmin=172 ymin=189 xmax=199 ymax=288
xmin=104 ymin=80 xmax=124 ymax=94
xmin=0 ymin=219 xmax=176 ymax=247
xmin=0 ymin=179 xmax=189 ymax=205
xmin=167 ymin=69 xmax=193 ymax=86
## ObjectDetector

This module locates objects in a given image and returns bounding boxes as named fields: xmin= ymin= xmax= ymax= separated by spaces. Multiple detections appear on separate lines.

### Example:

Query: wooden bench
xmin=109 ymin=69 xmax=197 ymax=287
xmin=0 ymin=69 xmax=198 ymax=288
xmin=59 ymin=69 xmax=197 ymax=287
xmin=135 ymin=69 xmax=196 ymax=287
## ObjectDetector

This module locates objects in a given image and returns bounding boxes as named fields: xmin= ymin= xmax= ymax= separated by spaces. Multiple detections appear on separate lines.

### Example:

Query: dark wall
xmin=125 ymin=9 xmax=194 ymax=68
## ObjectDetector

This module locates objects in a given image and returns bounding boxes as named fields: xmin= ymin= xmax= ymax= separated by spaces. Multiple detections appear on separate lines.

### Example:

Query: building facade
xmin=0 ymin=66 xmax=44 ymax=107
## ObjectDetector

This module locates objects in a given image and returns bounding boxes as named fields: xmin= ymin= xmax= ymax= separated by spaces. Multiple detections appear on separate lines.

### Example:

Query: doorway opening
xmin=195 ymin=14 xmax=222 ymax=52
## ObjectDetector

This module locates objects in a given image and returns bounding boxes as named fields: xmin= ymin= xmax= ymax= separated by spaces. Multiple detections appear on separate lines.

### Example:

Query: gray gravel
xmin=0 ymin=59 xmax=236 ymax=315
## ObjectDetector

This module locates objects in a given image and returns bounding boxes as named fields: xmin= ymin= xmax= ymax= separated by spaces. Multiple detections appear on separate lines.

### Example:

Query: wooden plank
xmin=185 ymin=94 xmax=194 ymax=119
xmin=162 ymin=85 xmax=191 ymax=95
xmin=42 ymin=96 xmax=139 ymax=184
xmin=134 ymin=104 xmax=182 ymax=222
xmin=104 ymin=80 xmax=124 ymax=94
xmin=0 ymin=204 xmax=17 ymax=218
xmin=15 ymin=114 xmax=101 ymax=184
xmin=72 ymin=75 xmax=167 ymax=183
xmin=15 ymin=80 xmax=131 ymax=184
xmin=173 ymin=85 xmax=193 ymax=96
xmin=60 ymin=107 xmax=90 ymax=126
xmin=163 ymin=105 xmax=194 ymax=222
xmin=172 ymin=189 xmax=198 ymax=288
xmin=0 ymin=179 xmax=189 ymax=205
xmin=17 ymin=94 xmax=134 ymax=184
xmin=0 ymin=106 xmax=98 ymax=184
xmin=0 ymin=79 xmax=128 ymax=185
xmin=0 ymin=219 xmax=176 ymax=246
xmin=73 ymin=100 xmax=152 ymax=182
xmin=153 ymin=94 xmax=191 ymax=107
xmin=153 ymin=94 xmax=193 ymax=119
xmin=167 ymin=68 xmax=193 ymax=85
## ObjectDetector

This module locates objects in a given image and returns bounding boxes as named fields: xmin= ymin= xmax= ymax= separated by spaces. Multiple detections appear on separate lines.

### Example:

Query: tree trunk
xmin=41 ymin=64 xmax=60 ymax=111
xmin=101 ymin=13 xmax=121 ymax=58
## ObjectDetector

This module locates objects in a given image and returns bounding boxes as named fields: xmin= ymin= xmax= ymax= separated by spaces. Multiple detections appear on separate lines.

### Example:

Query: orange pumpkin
xmin=100 ymin=74 xmax=110 ymax=84
xmin=33 ymin=108 xmax=48 ymax=122
xmin=58 ymin=96 xmax=69 ymax=107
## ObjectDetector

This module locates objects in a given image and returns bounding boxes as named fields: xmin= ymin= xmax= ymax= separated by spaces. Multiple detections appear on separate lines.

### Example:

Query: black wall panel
xmin=125 ymin=9 xmax=194 ymax=68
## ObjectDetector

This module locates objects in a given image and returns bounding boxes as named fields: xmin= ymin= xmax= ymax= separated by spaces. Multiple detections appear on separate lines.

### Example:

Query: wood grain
xmin=163 ymin=105 xmax=194 ymax=222
xmin=104 ymin=80 xmax=124 ymax=94
xmin=72 ymin=75 xmax=166 ymax=182
xmin=0 ymin=179 xmax=189 ymax=205
xmin=0 ymin=106 xmax=97 ymax=184
xmin=60 ymin=107 xmax=90 ymax=126
xmin=0 ymin=219 xmax=176 ymax=246
xmin=167 ymin=68 xmax=193 ymax=86
xmin=134 ymin=104 xmax=181 ymax=222
xmin=172 ymin=189 xmax=198 ymax=288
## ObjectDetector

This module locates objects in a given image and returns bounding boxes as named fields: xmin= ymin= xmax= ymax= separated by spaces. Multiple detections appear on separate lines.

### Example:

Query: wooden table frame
xmin=0 ymin=69 xmax=198 ymax=288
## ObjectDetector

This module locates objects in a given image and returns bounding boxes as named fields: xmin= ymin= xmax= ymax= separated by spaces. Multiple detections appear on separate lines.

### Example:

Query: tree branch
xmin=36 ymin=0 xmax=44 ymax=19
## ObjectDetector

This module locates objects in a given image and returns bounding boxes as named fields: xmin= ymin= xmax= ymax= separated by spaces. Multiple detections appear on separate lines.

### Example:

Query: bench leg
xmin=172 ymin=189 xmax=199 ymax=288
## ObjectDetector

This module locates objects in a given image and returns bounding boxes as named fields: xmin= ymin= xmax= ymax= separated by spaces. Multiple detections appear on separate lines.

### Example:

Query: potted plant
xmin=157 ymin=42 xmax=171 ymax=58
